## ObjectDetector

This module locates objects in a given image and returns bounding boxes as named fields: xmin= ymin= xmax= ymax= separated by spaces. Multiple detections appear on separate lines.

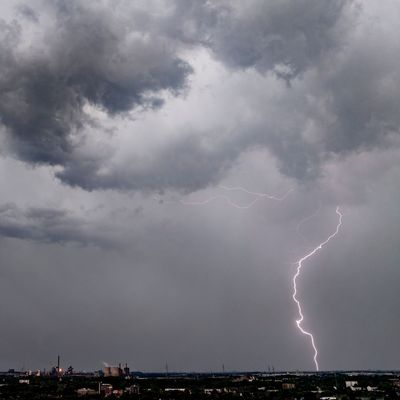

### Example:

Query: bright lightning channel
xmin=292 ymin=206 xmax=343 ymax=371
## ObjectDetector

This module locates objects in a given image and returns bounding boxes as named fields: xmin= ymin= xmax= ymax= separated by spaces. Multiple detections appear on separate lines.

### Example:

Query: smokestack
xmin=57 ymin=355 xmax=60 ymax=370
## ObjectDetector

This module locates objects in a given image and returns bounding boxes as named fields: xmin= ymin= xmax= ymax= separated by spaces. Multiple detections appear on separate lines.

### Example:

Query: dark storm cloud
xmin=54 ymin=0 xmax=364 ymax=189
xmin=187 ymin=0 xmax=400 ymax=181
xmin=161 ymin=0 xmax=400 ymax=183
xmin=0 ymin=0 xmax=192 ymax=165
xmin=203 ymin=0 xmax=355 ymax=80
xmin=0 ymin=203 xmax=108 ymax=246
xmin=161 ymin=0 xmax=353 ymax=80
xmin=56 ymin=133 xmax=238 ymax=192
xmin=1 ymin=0 xmax=399 ymax=192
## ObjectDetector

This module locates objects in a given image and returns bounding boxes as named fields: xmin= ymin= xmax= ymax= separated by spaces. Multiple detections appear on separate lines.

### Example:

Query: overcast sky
xmin=0 ymin=0 xmax=399 ymax=373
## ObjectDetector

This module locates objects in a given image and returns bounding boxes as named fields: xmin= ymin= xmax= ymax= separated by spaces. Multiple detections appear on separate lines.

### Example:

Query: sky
xmin=0 ymin=0 xmax=399 ymax=373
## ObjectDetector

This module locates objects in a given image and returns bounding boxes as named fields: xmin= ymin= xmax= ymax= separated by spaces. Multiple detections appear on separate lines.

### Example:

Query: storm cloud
xmin=57 ymin=0 xmax=400 ymax=188
xmin=0 ymin=203 xmax=109 ymax=246
xmin=0 ymin=0 xmax=192 ymax=167
xmin=0 ymin=0 xmax=367 ymax=191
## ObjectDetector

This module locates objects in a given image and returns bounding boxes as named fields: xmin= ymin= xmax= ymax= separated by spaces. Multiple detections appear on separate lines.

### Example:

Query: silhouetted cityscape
xmin=1 ymin=357 xmax=399 ymax=399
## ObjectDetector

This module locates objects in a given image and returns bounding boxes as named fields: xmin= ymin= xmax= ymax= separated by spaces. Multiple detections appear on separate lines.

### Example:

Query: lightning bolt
xmin=292 ymin=206 xmax=343 ymax=371
xmin=154 ymin=186 xmax=293 ymax=209
xmin=156 ymin=187 xmax=343 ymax=371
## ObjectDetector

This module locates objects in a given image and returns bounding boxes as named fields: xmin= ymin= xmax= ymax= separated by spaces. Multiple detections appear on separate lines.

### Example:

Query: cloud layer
xmin=0 ymin=203 xmax=109 ymax=246
xmin=0 ymin=0 xmax=191 ymax=170
xmin=0 ymin=0 xmax=370 ymax=191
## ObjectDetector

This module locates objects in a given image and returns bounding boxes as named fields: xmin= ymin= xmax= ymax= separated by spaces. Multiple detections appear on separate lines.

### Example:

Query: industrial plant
xmin=0 ymin=360 xmax=400 ymax=399
xmin=102 ymin=363 xmax=130 ymax=377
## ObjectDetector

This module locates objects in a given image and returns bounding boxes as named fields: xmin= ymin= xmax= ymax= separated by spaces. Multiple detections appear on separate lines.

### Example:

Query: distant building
xmin=77 ymin=388 xmax=97 ymax=396
xmin=50 ymin=355 xmax=63 ymax=377
xmin=282 ymin=383 xmax=295 ymax=390
xmin=126 ymin=385 xmax=139 ymax=395
xmin=111 ymin=366 xmax=122 ymax=377
xmin=103 ymin=363 xmax=130 ymax=377
xmin=99 ymin=383 xmax=113 ymax=396
xmin=112 ymin=389 xmax=124 ymax=397
xmin=66 ymin=366 xmax=74 ymax=375
xmin=103 ymin=366 xmax=123 ymax=377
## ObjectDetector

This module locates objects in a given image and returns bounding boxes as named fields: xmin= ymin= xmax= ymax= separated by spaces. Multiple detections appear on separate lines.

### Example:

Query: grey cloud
xmin=178 ymin=0 xmax=400 ymax=181
xmin=16 ymin=4 xmax=39 ymax=23
xmin=0 ymin=203 xmax=109 ymax=246
xmin=268 ymin=13 xmax=400 ymax=179
xmin=0 ymin=0 xmax=192 ymax=165
xmin=53 ymin=0 xmax=362 ymax=190
xmin=317 ymin=42 xmax=400 ymax=155
xmin=175 ymin=0 xmax=355 ymax=80
xmin=55 ymin=90 xmax=324 ymax=191
xmin=2 ymin=0 xmax=400 ymax=193
xmin=56 ymin=133 xmax=237 ymax=192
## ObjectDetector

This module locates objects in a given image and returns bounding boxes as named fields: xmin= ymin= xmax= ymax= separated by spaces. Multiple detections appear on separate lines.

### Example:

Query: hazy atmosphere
xmin=0 ymin=0 xmax=399 ymax=372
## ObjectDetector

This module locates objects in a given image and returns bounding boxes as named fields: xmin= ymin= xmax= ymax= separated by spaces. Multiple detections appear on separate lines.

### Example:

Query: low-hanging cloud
xmin=1 ymin=0 xmax=400 ymax=193
xmin=0 ymin=203 xmax=110 ymax=246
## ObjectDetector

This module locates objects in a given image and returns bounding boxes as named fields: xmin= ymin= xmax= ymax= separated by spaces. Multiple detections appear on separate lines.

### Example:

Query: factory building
xmin=102 ymin=363 xmax=130 ymax=377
